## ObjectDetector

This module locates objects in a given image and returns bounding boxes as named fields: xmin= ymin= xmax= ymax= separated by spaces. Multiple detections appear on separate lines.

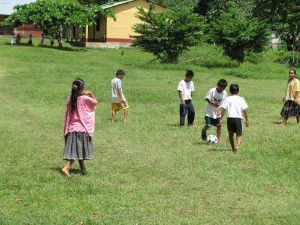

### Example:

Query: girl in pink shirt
xmin=62 ymin=78 xmax=98 ymax=177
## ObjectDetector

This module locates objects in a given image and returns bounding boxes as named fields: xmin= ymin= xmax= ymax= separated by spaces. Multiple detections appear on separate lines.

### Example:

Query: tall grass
xmin=0 ymin=38 xmax=299 ymax=224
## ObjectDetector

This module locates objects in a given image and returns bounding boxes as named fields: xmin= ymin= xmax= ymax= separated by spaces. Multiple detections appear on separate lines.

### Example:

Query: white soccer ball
xmin=206 ymin=135 xmax=218 ymax=144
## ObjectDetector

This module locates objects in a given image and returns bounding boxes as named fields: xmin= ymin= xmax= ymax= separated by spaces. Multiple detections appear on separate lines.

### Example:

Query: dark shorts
xmin=227 ymin=118 xmax=243 ymax=134
xmin=205 ymin=116 xmax=220 ymax=127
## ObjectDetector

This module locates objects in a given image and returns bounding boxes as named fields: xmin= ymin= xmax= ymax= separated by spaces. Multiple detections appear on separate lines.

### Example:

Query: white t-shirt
xmin=177 ymin=80 xmax=194 ymax=104
xmin=221 ymin=95 xmax=248 ymax=118
xmin=111 ymin=77 xmax=126 ymax=103
xmin=205 ymin=87 xmax=227 ymax=119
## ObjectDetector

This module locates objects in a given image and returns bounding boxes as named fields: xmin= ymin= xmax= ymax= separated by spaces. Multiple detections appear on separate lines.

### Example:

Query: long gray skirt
xmin=63 ymin=132 xmax=94 ymax=160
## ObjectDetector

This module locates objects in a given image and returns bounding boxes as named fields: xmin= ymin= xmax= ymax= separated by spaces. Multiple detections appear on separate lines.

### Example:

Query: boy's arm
xmin=219 ymin=107 xmax=226 ymax=125
xmin=243 ymin=109 xmax=249 ymax=127
xmin=205 ymin=98 xmax=221 ymax=107
xmin=178 ymin=91 xmax=185 ymax=105
xmin=205 ymin=90 xmax=220 ymax=107
xmin=118 ymin=88 xmax=125 ymax=103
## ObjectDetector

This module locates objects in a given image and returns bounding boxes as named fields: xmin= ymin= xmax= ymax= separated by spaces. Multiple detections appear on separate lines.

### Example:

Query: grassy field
xmin=0 ymin=37 xmax=299 ymax=224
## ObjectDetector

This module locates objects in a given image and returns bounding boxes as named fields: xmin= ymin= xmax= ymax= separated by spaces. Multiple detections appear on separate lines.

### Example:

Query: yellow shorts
xmin=112 ymin=102 xmax=129 ymax=111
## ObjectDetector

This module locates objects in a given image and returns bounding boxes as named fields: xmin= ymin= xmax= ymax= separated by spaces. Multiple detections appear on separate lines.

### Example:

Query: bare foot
xmin=81 ymin=167 xmax=87 ymax=174
xmin=61 ymin=168 xmax=70 ymax=177
xmin=233 ymin=147 xmax=238 ymax=154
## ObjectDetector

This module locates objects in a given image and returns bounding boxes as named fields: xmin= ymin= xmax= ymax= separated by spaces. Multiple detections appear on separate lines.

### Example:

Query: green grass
xmin=0 ymin=37 xmax=299 ymax=224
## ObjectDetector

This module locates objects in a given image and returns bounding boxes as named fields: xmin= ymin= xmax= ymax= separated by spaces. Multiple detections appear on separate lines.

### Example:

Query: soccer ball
xmin=206 ymin=135 xmax=218 ymax=144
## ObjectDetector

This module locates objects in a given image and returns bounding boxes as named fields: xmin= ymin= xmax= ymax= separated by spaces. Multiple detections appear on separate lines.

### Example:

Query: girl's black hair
xmin=70 ymin=78 xmax=84 ymax=112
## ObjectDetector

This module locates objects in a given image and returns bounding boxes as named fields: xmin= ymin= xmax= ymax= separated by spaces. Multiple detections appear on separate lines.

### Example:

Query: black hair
xmin=230 ymin=84 xmax=239 ymax=94
xmin=70 ymin=78 xmax=84 ymax=112
xmin=186 ymin=70 xmax=194 ymax=77
xmin=116 ymin=69 xmax=125 ymax=76
xmin=217 ymin=79 xmax=227 ymax=87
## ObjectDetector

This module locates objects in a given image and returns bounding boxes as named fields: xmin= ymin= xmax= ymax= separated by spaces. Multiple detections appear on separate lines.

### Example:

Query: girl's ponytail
xmin=70 ymin=78 xmax=84 ymax=112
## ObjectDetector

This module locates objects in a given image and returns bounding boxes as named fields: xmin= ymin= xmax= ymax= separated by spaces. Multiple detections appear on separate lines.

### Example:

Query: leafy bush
xmin=210 ymin=4 xmax=271 ymax=63
xmin=132 ymin=5 xmax=206 ymax=63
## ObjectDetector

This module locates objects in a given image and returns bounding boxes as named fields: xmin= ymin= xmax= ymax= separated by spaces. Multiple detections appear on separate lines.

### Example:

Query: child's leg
xmin=216 ymin=125 xmax=221 ymax=143
xmin=123 ymin=108 xmax=128 ymax=123
xmin=235 ymin=134 xmax=242 ymax=153
xmin=62 ymin=160 xmax=74 ymax=177
xmin=279 ymin=117 xmax=288 ymax=126
xmin=187 ymin=103 xmax=195 ymax=125
xmin=180 ymin=105 xmax=187 ymax=127
xmin=201 ymin=125 xmax=209 ymax=141
xmin=79 ymin=160 xmax=87 ymax=173
xmin=228 ymin=131 xmax=235 ymax=152
xmin=112 ymin=110 xmax=117 ymax=123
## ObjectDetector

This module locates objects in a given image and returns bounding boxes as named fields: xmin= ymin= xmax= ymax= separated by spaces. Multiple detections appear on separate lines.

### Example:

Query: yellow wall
xmin=89 ymin=0 xmax=165 ymax=42
xmin=107 ymin=0 xmax=165 ymax=40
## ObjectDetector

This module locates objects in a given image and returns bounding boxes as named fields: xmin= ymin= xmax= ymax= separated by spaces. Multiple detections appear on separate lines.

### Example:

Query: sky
xmin=0 ymin=0 xmax=37 ymax=15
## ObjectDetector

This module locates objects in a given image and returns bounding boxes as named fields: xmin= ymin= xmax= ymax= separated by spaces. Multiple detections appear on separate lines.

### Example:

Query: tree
xmin=211 ymin=5 xmax=270 ymax=63
xmin=131 ymin=5 xmax=206 ymax=63
xmin=154 ymin=0 xmax=199 ymax=11
xmin=78 ymin=0 xmax=124 ymax=5
xmin=3 ymin=0 xmax=114 ymax=48
xmin=254 ymin=0 xmax=300 ymax=64
xmin=195 ymin=0 xmax=255 ymax=17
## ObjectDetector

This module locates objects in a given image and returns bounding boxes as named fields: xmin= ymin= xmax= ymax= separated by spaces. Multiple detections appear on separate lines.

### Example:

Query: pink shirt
xmin=64 ymin=95 xmax=98 ymax=136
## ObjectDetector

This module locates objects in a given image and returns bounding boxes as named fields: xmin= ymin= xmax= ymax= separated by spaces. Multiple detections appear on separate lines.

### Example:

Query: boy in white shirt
xmin=201 ymin=79 xmax=227 ymax=143
xmin=111 ymin=69 xmax=128 ymax=123
xmin=220 ymin=84 xmax=249 ymax=154
xmin=177 ymin=70 xmax=195 ymax=127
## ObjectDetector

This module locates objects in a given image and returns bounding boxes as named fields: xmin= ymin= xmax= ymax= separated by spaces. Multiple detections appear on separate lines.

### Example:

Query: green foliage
xmin=2 ymin=0 xmax=114 ymax=47
xmin=196 ymin=0 xmax=255 ymax=17
xmin=78 ymin=0 xmax=125 ymax=5
xmin=254 ymin=0 xmax=300 ymax=64
xmin=132 ymin=5 xmax=206 ymax=63
xmin=154 ymin=0 xmax=199 ymax=10
xmin=211 ymin=5 xmax=270 ymax=63
xmin=254 ymin=0 xmax=300 ymax=31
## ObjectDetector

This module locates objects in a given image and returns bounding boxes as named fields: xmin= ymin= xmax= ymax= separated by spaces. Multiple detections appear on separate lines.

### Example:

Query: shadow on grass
xmin=51 ymin=166 xmax=85 ymax=177
xmin=3 ymin=42 xmax=87 ymax=52
xmin=273 ymin=121 xmax=285 ymax=125
xmin=195 ymin=141 xmax=231 ymax=152
xmin=207 ymin=147 xmax=231 ymax=152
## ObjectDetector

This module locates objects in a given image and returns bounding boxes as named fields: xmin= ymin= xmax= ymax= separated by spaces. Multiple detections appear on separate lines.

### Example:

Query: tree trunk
xmin=58 ymin=30 xmax=63 ymax=48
